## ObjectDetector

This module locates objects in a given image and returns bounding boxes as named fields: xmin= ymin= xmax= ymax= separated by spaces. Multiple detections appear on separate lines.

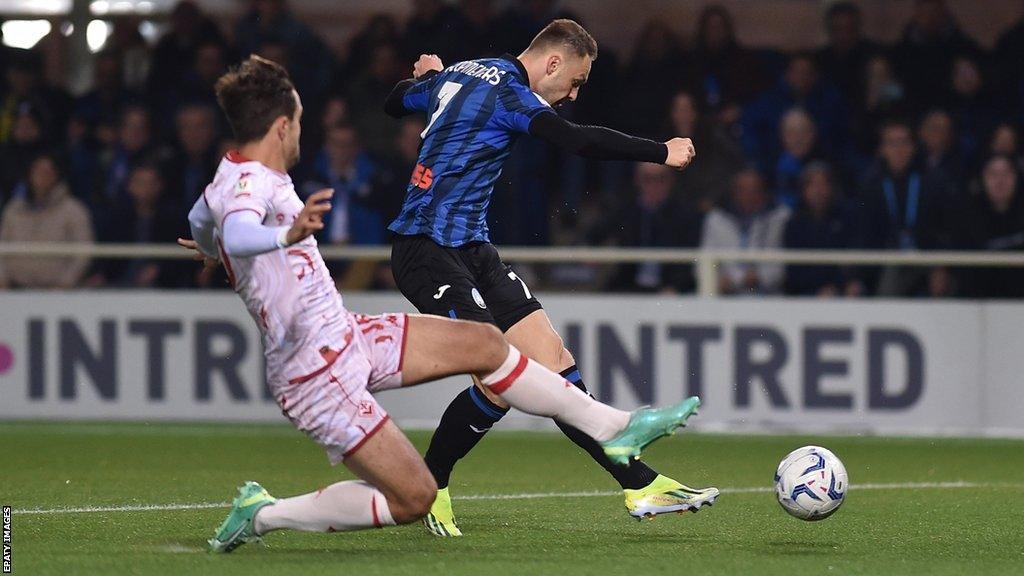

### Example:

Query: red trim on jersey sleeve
xmin=486 ymin=354 xmax=529 ymax=395
xmin=343 ymin=415 xmax=391 ymax=458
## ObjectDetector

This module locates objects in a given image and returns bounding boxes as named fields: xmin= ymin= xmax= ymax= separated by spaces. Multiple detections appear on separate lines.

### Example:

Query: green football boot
xmin=423 ymin=487 xmax=463 ymax=537
xmin=624 ymin=474 xmax=720 ymax=520
xmin=600 ymin=396 xmax=701 ymax=465
xmin=208 ymin=481 xmax=277 ymax=553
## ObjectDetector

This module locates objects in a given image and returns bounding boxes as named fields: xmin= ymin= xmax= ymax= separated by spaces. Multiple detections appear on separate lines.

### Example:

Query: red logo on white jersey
xmin=359 ymin=401 xmax=374 ymax=416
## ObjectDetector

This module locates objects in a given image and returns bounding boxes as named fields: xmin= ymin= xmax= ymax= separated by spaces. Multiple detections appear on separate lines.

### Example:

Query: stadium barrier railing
xmin=3 ymin=242 xmax=1024 ymax=296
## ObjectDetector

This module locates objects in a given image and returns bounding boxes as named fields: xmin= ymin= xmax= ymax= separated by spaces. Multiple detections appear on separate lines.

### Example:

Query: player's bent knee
xmin=557 ymin=346 xmax=576 ymax=370
xmin=463 ymin=321 xmax=507 ymax=366
xmin=390 ymin=476 xmax=437 ymax=523
xmin=410 ymin=476 xmax=438 ymax=518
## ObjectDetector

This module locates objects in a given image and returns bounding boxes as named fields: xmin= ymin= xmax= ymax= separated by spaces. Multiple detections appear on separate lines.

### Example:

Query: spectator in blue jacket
xmin=771 ymin=108 xmax=828 ymax=209
xmin=741 ymin=54 xmax=847 ymax=169
xmin=302 ymin=122 xmax=386 ymax=247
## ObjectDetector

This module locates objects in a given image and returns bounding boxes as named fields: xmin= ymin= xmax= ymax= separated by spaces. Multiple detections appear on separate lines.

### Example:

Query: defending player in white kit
xmin=182 ymin=56 xmax=704 ymax=552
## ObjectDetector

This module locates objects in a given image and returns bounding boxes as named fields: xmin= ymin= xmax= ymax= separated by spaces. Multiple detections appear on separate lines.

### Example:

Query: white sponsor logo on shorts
xmin=432 ymin=285 xmax=451 ymax=299
xmin=471 ymin=288 xmax=486 ymax=309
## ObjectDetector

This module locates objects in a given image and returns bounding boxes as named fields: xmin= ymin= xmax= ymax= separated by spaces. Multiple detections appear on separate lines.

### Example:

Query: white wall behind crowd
xmin=1 ymin=292 xmax=1021 ymax=438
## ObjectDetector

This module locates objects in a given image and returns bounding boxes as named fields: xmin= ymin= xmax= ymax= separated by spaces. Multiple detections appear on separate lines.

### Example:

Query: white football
xmin=774 ymin=445 xmax=848 ymax=521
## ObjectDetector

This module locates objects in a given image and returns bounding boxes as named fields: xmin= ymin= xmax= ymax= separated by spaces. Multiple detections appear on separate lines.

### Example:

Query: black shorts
xmin=390 ymin=234 xmax=543 ymax=332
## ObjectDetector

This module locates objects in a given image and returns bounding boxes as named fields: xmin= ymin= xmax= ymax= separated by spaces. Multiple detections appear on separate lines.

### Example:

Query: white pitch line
xmin=14 ymin=502 xmax=231 ymax=515
xmin=457 ymin=481 xmax=993 ymax=500
xmin=13 ymin=481 xmax=1016 ymax=516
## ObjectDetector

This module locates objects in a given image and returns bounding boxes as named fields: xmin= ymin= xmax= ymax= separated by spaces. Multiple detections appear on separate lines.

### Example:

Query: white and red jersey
xmin=202 ymin=151 xmax=353 ymax=389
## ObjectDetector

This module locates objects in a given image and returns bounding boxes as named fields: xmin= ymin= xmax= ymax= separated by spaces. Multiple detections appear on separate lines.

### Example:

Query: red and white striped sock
xmin=253 ymin=480 xmax=395 ymax=534
xmin=481 ymin=346 xmax=630 ymax=442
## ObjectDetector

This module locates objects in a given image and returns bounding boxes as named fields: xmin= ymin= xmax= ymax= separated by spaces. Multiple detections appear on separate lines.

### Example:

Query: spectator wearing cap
xmin=783 ymin=162 xmax=864 ymax=297
xmin=0 ymin=153 xmax=94 ymax=290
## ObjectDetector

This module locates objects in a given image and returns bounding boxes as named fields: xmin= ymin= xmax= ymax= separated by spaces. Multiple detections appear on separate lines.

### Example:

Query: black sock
xmin=424 ymin=385 xmax=508 ymax=489
xmin=555 ymin=366 xmax=660 ymax=490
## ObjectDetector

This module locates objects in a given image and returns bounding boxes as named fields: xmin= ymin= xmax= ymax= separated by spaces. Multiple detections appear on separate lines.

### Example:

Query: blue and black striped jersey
xmin=388 ymin=54 xmax=551 ymax=247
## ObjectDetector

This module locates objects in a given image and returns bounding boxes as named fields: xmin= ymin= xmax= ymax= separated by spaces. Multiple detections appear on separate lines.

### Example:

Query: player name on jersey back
xmin=445 ymin=60 xmax=509 ymax=85
xmin=389 ymin=55 xmax=552 ymax=247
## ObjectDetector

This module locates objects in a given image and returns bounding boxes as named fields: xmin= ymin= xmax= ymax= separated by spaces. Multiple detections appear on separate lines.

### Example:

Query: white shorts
xmin=274 ymin=313 xmax=409 ymax=465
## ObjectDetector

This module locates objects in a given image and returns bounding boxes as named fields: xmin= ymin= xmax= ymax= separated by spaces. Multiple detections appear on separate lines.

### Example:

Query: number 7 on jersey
xmin=422 ymin=81 xmax=463 ymax=138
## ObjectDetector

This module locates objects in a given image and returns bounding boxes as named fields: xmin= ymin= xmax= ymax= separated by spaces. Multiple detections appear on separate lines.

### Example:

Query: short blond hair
xmin=525 ymin=19 xmax=598 ymax=60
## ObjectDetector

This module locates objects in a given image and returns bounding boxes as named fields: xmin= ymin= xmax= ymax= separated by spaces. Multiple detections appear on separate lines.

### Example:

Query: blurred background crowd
xmin=1 ymin=0 xmax=1023 ymax=298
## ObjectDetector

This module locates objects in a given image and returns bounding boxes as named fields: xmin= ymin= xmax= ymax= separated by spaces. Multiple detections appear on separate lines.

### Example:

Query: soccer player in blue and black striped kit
xmin=385 ymin=19 xmax=719 ymax=536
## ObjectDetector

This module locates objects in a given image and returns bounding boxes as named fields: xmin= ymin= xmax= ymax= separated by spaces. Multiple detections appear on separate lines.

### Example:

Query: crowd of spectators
xmin=1 ymin=0 xmax=1023 ymax=298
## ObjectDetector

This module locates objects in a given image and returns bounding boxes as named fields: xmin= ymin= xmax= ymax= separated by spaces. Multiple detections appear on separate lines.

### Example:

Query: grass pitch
xmin=3 ymin=421 xmax=1023 ymax=576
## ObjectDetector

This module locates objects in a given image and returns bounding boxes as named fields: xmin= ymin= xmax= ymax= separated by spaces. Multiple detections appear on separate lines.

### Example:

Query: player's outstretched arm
xmin=219 ymin=189 xmax=333 ymax=258
xmin=529 ymin=112 xmax=695 ymax=170
xmin=384 ymin=54 xmax=443 ymax=118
